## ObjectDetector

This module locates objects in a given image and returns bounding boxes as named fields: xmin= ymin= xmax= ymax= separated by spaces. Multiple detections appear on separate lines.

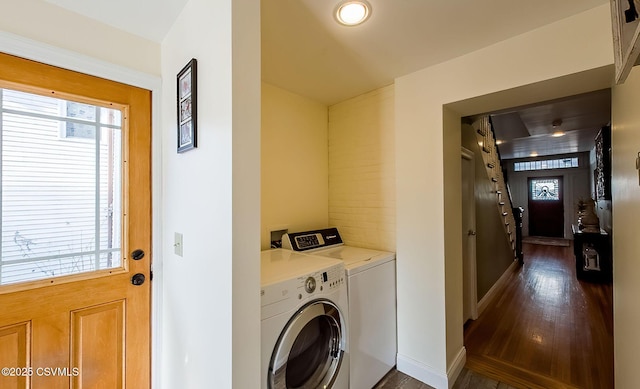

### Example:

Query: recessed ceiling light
xmin=495 ymin=140 xmax=504 ymax=145
xmin=551 ymin=119 xmax=565 ymax=137
xmin=335 ymin=1 xmax=371 ymax=26
xmin=530 ymin=152 xmax=539 ymax=157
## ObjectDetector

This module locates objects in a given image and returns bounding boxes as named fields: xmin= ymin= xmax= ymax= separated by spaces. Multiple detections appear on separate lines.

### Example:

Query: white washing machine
xmin=261 ymin=248 xmax=349 ymax=389
xmin=282 ymin=228 xmax=397 ymax=389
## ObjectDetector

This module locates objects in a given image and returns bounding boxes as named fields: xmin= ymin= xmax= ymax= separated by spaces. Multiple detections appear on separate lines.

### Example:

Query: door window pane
xmin=531 ymin=178 xmax=560 ymax=201
xmin=0 ymin=88 xmax=123 ymax=285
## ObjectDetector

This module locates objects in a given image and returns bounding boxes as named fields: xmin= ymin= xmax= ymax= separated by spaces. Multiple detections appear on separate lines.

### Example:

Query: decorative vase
xmin=578 ymin=199 xmax=599 ymax=232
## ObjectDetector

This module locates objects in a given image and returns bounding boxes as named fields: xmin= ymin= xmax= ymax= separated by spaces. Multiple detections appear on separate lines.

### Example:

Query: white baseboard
xmin=477 ymin=260 xmax=518 ymax=315
xmin=397 ymin=354 xmax=448 ymax=389
xmin=446 ymin=347 xmax=466 ymax=389
xmin=396 ymin=347 xmax=466 ymax=389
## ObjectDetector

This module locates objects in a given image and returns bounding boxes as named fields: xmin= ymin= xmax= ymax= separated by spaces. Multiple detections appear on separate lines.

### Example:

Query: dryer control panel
xmin=282 ymin=228 xmax=343 ymax=252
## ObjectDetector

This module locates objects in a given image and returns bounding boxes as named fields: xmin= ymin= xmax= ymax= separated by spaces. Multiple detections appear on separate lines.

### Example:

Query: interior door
xmin=0 ymin=53 xmax=151 ymax=388
xmin=461 ymin=149 xmax=477 ymax=323
xmin=528 ymin=176 xmax=564 ymax=238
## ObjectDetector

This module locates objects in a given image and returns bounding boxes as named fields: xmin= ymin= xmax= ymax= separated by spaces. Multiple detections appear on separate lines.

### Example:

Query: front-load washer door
xmin=269 ymin=299 xmax=345 ymax=389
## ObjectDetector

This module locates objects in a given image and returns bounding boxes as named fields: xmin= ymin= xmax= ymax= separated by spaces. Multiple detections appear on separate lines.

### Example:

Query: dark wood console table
xmin=571 ymin=224 xmax=612 ymax=283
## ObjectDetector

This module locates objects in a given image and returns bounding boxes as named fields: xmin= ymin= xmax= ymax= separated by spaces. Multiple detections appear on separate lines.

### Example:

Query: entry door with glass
xmin=528 ymin=177 xmax=564 ymax=238
xmin=0 ymin=53 xmax=151 ymax=389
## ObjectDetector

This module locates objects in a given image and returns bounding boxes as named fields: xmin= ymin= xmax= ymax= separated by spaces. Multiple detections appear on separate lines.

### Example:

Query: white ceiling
xmin=487 ymin=89 xmax=611 ymax=160
xmin=262 ymin=0 xmax=609 ymax=105
xmin=43 ymin=0 xmax=189 ymax=42
xmin=41 ymin=0 xmax=612 ymax=158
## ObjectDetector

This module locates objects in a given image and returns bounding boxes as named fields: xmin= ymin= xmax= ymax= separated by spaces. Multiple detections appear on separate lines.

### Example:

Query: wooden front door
xmin=528 ymin=177 xmax=564 ymax=238
xmin=0 ymin=53 xmax=151 ymax=388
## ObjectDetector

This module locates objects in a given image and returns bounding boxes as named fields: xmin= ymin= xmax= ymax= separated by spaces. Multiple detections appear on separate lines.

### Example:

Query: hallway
xmin=464 ymin=242 xmax=614 ymax=388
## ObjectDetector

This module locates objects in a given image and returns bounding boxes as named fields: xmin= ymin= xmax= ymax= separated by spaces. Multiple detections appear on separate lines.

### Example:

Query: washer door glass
xmin=270 ymin=299 xmax=345 ymax=389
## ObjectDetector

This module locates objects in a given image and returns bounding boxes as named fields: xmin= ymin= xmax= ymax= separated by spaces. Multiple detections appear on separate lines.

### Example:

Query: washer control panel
xmin=296 ymin=264 xmax=344 ymax=299
xmin=261 ymin=262 xmax=345 ymax=319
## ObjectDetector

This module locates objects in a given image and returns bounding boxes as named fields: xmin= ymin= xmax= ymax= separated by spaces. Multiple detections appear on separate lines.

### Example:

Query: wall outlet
xmin=174 ymin=232 xmax=183 ymax=257
xmin=270 ymin=228 xmax=288 ymax=248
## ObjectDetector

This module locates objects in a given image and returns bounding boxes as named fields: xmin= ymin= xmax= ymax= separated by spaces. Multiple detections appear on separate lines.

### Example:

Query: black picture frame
xmin=594 ymin=126 xmax=612 ymax=200
xmin=177 ymin=58 xmax=197 ymax=153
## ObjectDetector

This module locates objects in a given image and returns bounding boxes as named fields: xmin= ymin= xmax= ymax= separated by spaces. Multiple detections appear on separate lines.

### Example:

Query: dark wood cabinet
xmin=572 ymin=224 xmax=612 ymax=282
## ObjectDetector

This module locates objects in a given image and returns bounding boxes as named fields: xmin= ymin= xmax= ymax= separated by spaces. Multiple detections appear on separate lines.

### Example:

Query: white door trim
xmin=0 ymin=31 xmax=164 ymax=389
xmin=461 ymin=147 xmax=478 ymax=321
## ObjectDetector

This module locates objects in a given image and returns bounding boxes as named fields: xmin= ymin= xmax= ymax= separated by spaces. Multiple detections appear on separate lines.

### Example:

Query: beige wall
xmin=0 ymin=0 xmax=160 ymax=76
xmin=261 ymin=83 xmax=329 ymax=249
xmin=328 ymin=85 xmax=396 ymax=251
xmin=442 ymin=106 xmax=465 ymax=375
xmin=261 ymin=83 xmax=396 ymax=251
xmin=161 ymin=0 xmax=260 ymax=387
xmin=611 ymin=66 xmax=640 ymax=389
xmin=395 ymin=5 xmax=613 ymax=387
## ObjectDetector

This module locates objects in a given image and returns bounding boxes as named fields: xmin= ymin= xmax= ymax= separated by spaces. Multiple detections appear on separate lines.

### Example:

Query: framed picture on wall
xmin=611 ymin=0 xmax=640 ymax=83
xmin=177 ymin=58 xmax=197 ymax=153
xmin=594 ymin=126 xmax=612 ymax=200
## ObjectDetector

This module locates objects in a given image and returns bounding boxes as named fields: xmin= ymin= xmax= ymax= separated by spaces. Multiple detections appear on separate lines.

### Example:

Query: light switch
xmin=174 ymin=232 xmax=183 ymax=257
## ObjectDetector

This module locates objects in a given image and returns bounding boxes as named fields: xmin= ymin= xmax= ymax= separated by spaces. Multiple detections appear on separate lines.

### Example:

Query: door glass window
xmin=530 ymin=178 xmax=560 ymax=201
xmin=0 ymin=88 xmax=123 ymax=286
xmin=286 ymin=316 xmax=335 ymax=387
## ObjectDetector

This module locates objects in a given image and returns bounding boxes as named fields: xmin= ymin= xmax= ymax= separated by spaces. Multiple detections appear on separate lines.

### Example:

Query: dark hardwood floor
xmin=464 ymin=242 xmax=613 ymax=389
xmin=375 ymin=241 xmax=613 ymax=389
xmin=374 ymin=367 xmax=518 ymax=389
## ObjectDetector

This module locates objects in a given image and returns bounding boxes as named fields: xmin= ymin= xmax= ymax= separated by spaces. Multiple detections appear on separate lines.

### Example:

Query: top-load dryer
xmin=282 ymin=228 xmax=397 ymax=389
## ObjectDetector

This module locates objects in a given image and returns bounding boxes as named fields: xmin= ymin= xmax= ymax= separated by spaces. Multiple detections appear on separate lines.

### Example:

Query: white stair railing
xmin=473 ymin=116 xmax=518 ymax=259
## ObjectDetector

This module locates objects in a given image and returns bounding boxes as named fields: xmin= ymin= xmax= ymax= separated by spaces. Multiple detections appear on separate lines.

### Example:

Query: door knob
xmin=131 ymin=273 xmax=146 ymax=286
xmin=131 ymin=249 xmax=145 ymax=260
xmin=468 ymin=230 xmax=476 ymax=236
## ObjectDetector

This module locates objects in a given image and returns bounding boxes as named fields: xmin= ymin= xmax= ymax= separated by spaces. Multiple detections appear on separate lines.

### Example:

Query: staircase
xmin=472 ymin=116 xmax=519 ymax=260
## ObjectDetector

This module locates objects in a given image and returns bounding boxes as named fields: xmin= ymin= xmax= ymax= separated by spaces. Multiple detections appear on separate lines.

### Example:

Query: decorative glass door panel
xmin=530 ymin=178 xmax=560 ymax=201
